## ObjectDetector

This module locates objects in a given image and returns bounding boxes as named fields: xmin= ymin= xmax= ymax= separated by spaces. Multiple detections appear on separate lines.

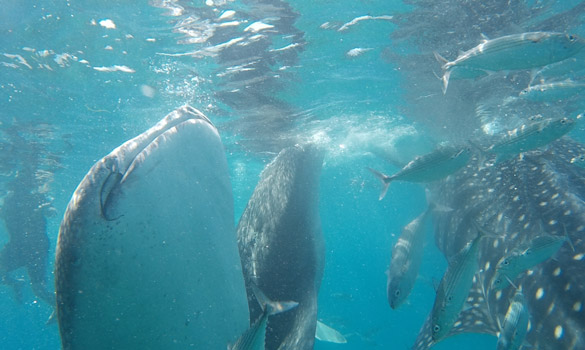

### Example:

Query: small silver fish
xmin=492 ymin=234 xmax=568 ymax=290
xmin=531 ymin=56 xmax=585 ymax=84
xmin=497 ymin=289 xmax=529 ymax=350
xmin=368 ymin=146 xmax=471 ymax=200
xmin=430 ymin=229 xmax=487 ymax=343
xmin=519 ymin=80 xmax=585 ymax=101
xmin=487 ymin=117 xmax=575 ymax=163
xmin=435 ymin=32 xmax=585 ymax=93
xmin=387 ymin=205 xmax=433 ymax=309
xmin=229 ymin=285 xmax=298 ymax=350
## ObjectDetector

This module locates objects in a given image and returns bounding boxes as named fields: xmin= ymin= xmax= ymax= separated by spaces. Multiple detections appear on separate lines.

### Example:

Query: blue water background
xmin=1 ymin=0 xmax=584 ymax=349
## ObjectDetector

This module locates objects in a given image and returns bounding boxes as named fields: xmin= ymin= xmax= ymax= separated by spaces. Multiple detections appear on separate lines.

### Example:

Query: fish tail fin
xmin=441 ymin=70 xmax=451 ymax=94
xmin=315 ymin=321 xmax=347 ymax=343
xmin=433 ymin=52 xmax=450 ymax=94
xmin=367 ymin=167 xmax=391 ymax=200
xmin=433 ymin=51 xmax=448 ymax=65
xmin=251 ymin=283 xmax=298 ymax=316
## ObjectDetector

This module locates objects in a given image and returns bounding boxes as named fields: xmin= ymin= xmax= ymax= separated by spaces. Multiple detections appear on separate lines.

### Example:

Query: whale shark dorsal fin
xmin=315 ymin=320 xmax=347 ymax=343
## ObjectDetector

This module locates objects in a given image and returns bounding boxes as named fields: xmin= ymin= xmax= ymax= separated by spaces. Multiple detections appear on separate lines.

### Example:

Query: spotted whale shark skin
xmin=412 ymin=139 xmax=585 ymax=350
xmin=237 ymin=144 xmax=325 ymax=350
xmin=55 ymin=106 xmax=249 ymax=349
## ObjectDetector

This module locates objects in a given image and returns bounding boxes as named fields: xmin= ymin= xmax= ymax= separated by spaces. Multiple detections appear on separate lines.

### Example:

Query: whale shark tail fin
xmin=251 ymin=283 xmax=298 ymax=316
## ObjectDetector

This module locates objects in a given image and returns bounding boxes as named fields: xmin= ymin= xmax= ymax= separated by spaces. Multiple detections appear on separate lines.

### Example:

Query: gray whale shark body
xmin=237 ymin=144 xmax=325 ymax=350
xmin=413 ymin=139 xmax=585 ymax=350
xmin=55 ymin=106 xmax=249 ymax=349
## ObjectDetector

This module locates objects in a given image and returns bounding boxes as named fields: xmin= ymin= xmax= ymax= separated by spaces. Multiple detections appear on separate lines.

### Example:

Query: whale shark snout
xmin=55 ymin=106 xmax=249 ymax=350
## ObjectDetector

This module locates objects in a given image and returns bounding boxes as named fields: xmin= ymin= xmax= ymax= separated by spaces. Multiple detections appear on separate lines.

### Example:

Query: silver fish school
xmin=368 ymin=146 xmax=470 ymax=200
xmin=519 ymin=80 xmax=585 ymax=102
xmin=436 ymin=32 xmax=585 ymax=93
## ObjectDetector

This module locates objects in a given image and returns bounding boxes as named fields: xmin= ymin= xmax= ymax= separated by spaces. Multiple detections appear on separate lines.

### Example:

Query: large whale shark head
xmin=55 ymin=106 xmax=249 ymax=349
xmin=412 ymin=139 xmax=585 ymax=350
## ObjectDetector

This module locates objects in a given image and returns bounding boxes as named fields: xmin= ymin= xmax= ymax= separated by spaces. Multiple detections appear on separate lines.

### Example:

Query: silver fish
xmin=230 ymin=285 xmax=298 ymax=350
xmin=531 ymin=56 xmax=585 ymax=84
xmin=387 ymin=206 xmax=433 ymax=309
xmin=487 ymin=117 xmax=575 ymax=162
xmin=497 ymin=289 xmax=529 ymax=350
xmin=436 ymin=32 xmax=585 ymax=93
xmin=368 ymin=146 xmax=471 ymax=200
xmin=519 ymin=80 xmax=585 ymax=101
xmin=429 ymin=228 xmax=487 ymax=343
xmin=492 ymin=234 xmax=569 ymax=291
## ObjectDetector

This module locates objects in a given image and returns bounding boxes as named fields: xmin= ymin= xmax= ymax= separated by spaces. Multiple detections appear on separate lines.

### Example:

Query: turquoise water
xmin=1 ymin=0 xmax=585 ymax=349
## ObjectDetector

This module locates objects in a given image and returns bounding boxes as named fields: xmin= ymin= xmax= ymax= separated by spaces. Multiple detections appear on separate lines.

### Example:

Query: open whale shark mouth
xmin=412 ymin=139 xmax=585 ymax=350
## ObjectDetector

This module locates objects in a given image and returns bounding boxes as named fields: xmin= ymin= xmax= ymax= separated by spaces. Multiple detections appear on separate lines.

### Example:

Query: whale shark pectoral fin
xmin=99 ymin=170 xmax=124 ymax=221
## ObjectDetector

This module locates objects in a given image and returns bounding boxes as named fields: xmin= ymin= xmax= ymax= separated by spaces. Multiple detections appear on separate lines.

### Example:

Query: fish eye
xmin=503 ymin=259 xmax=509 ymax=266
xmin=569 ymin=35 xmax=576 ymax=41
xmin=494 ymin=278 xmax=501 ymax=285
xmin=433 ymin=325 xmax=441 ymax=333
xmin=395 ymin=290 xmax=401 ymax=297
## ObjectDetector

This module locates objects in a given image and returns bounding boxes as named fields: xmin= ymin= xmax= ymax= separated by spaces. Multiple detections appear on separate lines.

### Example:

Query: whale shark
xmin=55 ymin=106 xmax=249 ymax=349
xmin=237 ymin=144 xmax=325 ymax=350
xmin=412 ymin=139 xmax=585 ymax=350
